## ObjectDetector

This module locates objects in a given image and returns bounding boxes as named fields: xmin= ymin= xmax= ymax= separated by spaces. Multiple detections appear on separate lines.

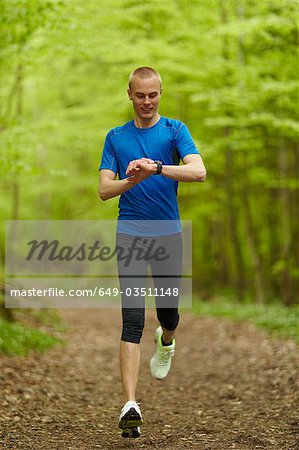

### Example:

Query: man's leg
xmin=153 ymin=232 xmax=182 ymax=343
xmin=118 ymin=309 xmax=145 ymax=438
xmin=119 ymin=308 xmax=144 ymax=402
xmin=161 ymin=324 xmax=177 ymax=344
xmin=150 ymin=233 xmax=182 ymax=379
xmin=118 ymin=308 xmax=144 ymax=437
xmin=119 ymin=341 xmax=140 ymax=402
xmin=116 ymin=233 xmax=147 ymax=437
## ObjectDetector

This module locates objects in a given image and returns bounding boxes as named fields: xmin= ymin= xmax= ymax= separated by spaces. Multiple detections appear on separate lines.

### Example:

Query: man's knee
xmin=121 ymin=308 xmax=145 ymax=344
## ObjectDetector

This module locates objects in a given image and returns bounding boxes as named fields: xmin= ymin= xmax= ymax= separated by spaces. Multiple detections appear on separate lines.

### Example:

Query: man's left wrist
xmin=153 ymin=160 xmax=163 ymax=175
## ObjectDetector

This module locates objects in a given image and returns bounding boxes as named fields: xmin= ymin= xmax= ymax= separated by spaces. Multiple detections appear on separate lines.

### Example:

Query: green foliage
xmin=192 ymin=298 xmax=299 ymax=343
xmin=0 ymin=317 xmax=63 ymax=356
xmin=0 ymin=0 xmax=298 ymax=306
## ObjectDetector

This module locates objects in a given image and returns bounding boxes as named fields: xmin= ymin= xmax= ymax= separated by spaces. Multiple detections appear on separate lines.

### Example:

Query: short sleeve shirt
xmin=99 ymin=116 xmax=200 ymax=235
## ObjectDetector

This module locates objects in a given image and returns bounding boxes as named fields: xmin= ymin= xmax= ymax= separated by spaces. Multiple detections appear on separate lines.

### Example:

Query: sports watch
xmin=153 ymin=160 xmax=163 ymax=175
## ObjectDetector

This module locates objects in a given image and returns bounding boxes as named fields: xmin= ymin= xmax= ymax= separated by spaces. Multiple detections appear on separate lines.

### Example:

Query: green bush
xmin=192 ymin=299 xmax=299 ymax=343
xmin=0 ymin=318 xmax=64 ymax=356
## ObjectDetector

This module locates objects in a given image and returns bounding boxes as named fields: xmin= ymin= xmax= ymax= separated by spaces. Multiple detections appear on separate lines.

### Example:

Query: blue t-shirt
xmin=99 ymin=116 xmax=200 ymax=235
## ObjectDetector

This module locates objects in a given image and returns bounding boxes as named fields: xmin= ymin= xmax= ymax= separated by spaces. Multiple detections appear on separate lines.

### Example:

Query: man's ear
xmin=160 ymin=88 xmax=163 ymax=95
xmin=127 ymin=89 xmax=132 ymax=101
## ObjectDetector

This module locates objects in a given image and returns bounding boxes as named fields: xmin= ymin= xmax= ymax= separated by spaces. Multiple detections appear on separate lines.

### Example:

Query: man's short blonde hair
xmin=128 ymin=66 xmax=162 ymax=90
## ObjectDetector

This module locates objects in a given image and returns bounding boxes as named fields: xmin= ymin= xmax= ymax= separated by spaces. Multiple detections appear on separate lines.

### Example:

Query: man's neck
xmin=134 ymin=113 xmax=161 ymax=129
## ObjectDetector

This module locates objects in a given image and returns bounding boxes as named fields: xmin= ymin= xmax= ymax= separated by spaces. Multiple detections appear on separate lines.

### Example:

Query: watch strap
xmin=154 ymin=160 xmax=163 ymax=175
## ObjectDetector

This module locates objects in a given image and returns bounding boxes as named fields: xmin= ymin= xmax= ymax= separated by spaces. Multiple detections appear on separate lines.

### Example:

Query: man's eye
xmin=150 ymin=94 xmax=157 ymax=98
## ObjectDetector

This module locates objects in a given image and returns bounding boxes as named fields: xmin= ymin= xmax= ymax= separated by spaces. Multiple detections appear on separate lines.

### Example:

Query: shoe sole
xmin=121 ymin=427 xmax=140 ymax=438
xmin=118 ymin=407 xmax=143 ymax=436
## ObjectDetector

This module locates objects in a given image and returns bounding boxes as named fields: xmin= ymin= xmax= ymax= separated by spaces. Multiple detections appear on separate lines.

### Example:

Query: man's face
xmin=127 ymin=76 xmax=162 ymax=121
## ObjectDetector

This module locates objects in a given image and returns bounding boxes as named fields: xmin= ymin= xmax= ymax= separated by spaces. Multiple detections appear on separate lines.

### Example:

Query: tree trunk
xmin=235 ymin=0 xmax=265 ymax=303
xmin=279 ymin=138 xmax=292 ymax=305
xmin=241 ymin=178 xmax=265 ymax=303
xmin=11 ymin=62 xmax=23 ymax=223
xmin=220 ymin=1 xmax=245 ymax=301
xmin=225 ymin=133 xmax=245 ymax=301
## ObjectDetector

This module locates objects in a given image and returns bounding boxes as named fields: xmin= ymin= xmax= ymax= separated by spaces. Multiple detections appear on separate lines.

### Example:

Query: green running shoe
xmin=150 ymin=326 xmax=175 ymax=380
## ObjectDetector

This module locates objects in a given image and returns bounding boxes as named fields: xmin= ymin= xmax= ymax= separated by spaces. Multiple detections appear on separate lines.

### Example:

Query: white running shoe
xmin=118 ymin=400 xmax=143 ymax=438
xmin=150 ymin=326 xmax=175 ymax=380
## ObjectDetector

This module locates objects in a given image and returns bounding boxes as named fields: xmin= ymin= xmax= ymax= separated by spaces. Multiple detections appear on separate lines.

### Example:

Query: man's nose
xmin=143 ymin=96 xmax=151 ymax=104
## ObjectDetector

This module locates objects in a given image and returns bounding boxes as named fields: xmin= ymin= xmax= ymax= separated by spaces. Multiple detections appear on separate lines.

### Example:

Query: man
xmin=98 ymin=67 xmax=206 ymax=438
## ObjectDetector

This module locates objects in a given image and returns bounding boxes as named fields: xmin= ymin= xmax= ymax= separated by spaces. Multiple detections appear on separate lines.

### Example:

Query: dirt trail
xmin=0 ymin=309 xmax=298 ymax=450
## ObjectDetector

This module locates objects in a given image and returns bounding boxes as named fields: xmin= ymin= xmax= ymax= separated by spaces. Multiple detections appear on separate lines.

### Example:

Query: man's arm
xmin=126 ymin=154 xmax=206 ymax=183
xmin=159 ymin=154 xmax=206 ymax=182
xmin=98 ymin=170 xmax=133 ymax=201
xmin=98 ymin=158 xmax=154 ymax=201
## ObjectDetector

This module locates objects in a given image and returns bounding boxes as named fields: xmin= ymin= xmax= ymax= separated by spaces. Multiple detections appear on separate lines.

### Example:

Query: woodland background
xmin=1 ymin=0 xmax=298 ymax=314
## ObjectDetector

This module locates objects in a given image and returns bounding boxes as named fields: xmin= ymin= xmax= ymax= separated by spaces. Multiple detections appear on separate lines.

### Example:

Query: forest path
xmin=0 ymin=308 xmax=298 ymax=450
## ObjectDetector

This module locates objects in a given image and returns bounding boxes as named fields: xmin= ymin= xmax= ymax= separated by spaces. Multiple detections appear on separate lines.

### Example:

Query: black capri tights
xmin=116 ymin=233 xmax=182 ymax=344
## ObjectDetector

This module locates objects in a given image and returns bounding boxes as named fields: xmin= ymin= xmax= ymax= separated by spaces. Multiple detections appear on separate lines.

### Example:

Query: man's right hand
xmin=126 ymin=158 xmax=156 ymax=183
xmin=99 ymin=159 xmax=156 ymax=201
xmin=126 ymin=158 xmax=154 ymax=176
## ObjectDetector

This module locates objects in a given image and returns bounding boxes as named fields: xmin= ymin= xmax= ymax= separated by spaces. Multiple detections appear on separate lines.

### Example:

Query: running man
xmin=98 ymin=66 xmax=206 ymax=438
